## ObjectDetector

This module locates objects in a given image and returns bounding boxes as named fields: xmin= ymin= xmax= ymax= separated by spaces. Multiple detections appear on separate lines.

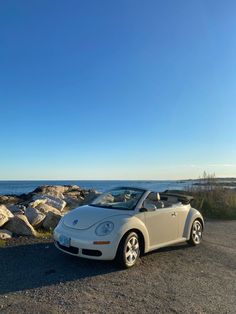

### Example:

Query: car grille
xmin=57 ymin=242 xmax=79 ymax=254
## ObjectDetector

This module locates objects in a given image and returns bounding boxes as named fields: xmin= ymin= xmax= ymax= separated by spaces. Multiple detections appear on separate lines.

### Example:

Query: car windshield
xmin=90 ymin=187 xmax=145 ymax=210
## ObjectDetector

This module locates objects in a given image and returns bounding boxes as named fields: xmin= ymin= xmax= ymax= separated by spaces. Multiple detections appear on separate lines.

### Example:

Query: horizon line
xmin=0 ymin=177 xmax=235 ymax=181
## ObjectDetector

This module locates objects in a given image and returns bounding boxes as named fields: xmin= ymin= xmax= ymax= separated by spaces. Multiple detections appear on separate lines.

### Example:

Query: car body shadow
xmin=0 ymin=241 xmax=118 ymax=295
xmin=0 ymin=241 xmax=193 ymax=295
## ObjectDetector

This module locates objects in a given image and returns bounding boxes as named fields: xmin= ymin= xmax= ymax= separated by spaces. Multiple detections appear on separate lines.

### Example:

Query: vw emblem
xmin=73 ymin=219 xmax=78 ymax=225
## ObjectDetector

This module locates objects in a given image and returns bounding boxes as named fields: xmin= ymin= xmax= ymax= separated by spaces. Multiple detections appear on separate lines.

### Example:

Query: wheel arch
xmin=118 ymin=228 xmax=146 ymax=256
xmin=183 ymin=208 xmax=204 ymax=239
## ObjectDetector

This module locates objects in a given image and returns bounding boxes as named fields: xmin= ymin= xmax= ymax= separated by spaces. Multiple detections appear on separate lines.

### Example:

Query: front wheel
xmin=188 ymin=220 xmax=203 ymax=246
xmin=116 ymin=232 xmax=140 ymax=269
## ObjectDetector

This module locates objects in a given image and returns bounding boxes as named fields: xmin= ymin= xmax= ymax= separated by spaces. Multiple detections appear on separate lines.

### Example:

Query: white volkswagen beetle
xmin=54 ymin=187 xmax=204 ymax=268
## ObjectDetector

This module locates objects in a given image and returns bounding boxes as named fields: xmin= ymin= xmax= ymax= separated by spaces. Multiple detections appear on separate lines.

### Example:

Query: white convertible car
xmin=54 ymin=187 xmax=204 ymax=268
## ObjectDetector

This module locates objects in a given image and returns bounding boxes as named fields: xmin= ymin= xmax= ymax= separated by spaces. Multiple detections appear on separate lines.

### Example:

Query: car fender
xmin=111 ymin=215 xmax=150 ymax=253
xmin=183 ymin=207 xmax=204 ymax=239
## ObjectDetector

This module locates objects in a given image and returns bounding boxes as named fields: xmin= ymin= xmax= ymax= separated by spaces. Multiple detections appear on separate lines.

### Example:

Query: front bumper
xmin=53 ymin=223 xmax=120 ymax=260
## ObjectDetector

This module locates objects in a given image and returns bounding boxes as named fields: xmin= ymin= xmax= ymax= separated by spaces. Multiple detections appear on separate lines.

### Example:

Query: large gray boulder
xmin=35 ymin=203 xmax=62 ymax=215
xmin=43 ymin=211 xmax=62 ymax=230
xmin=25 ymin=207 xmax=46 ymax=227
xmin=4 ymin=215 xmax=36 ymax=236
xmin=0 ymin=229 xmax=12 ymax=239
xmin=0 ymin=205 xmax=14 ymax=227
xmin=32 ymin=194 xmax=66 ymax=211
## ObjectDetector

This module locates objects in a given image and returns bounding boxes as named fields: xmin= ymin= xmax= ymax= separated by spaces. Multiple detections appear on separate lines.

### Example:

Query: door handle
xmin=171 ymin=212 xmax=176 ymax=217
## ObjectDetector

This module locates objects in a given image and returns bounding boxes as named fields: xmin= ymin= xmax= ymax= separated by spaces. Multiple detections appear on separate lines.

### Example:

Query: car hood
xmin=63 ymin=205 xmax=132 ymax=230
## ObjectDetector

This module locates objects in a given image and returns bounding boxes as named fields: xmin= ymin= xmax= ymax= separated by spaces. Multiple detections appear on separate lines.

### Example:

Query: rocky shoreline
xmin=0 ymin=185 xmax=101 ymax=240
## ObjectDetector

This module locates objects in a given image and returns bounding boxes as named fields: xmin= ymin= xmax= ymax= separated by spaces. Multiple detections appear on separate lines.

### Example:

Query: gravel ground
xmin=0 ymin=220 xmax=236 ymax=313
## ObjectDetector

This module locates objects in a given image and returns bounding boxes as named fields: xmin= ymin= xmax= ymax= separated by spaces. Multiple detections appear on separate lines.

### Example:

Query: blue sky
xmin=0 ymin=0 xmax=236 ymax=180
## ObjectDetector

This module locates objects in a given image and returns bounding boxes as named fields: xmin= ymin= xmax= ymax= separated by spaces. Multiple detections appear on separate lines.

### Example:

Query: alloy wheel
xmin=192 ymin=220 xmax=202 ymax=244
xmin=125 ymin=235 xmax=139 ymax=266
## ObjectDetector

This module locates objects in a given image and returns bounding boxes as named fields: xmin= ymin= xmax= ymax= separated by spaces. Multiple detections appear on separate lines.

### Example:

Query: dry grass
xmin=187 ymin=172 xmax=236 ymax=219
xmin=36 ymin=228 xmax=53 ymax=239
xmin=0 ymin=239 xmax=6 ymax=247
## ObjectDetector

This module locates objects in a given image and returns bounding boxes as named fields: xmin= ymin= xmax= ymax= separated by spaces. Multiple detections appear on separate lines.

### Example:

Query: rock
xmin=0 ymin=196 xmax=9 ymax=203
xmin=32 ymin=185 xmax=69 ymax=195
xmin=43 ymin=211 xmax=62 ymax=230
xmin=0 ymin=205 xmax=14 ymax=227
xmin=25 ymin=207 xmax=46 ymax=227
xmin=63 ymin=194 xmax=84 ymax=210
xmin=4 ymin=215 xmax=36 ymax=236
xmin=65 ymin=190 xmax=81 ymax=197
xmin=83 ymin=190 xmax=101 ymax=205
xmin=32 ymin=194 xmax=66 ymax=211
xmin=7 ymin=204 xmax=26 ymax=215
xmin=67 ymin=185 xmax=81 ymax=192
xmin=0 ymin=195 xmax=21 ymax=205
xmin=35 ymin=203 xmax=62 ymax=215
xmin=0 ymin=205 xmax=14 ymax=218
xmin=0 ymin=229 xmax=12 ymax=239
xmin=47 ymin=191 xmax=65 ymax=199
xmin=29 ymin=198 xmax=47 ymax=208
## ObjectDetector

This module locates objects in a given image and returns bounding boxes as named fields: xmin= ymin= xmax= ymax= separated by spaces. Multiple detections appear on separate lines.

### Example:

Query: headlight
xmin=95 ymin=221 xmax=114 ymax=236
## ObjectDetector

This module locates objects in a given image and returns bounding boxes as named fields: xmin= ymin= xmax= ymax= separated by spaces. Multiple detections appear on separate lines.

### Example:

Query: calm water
xmin=0 ymin=180 xmax=193 ymax=196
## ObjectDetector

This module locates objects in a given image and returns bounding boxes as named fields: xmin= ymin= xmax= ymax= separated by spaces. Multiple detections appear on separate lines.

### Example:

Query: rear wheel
xmin=116 ymin=232 xmax=140 ymax=268
xmin=188 ymin=220 xmax=203 ymax=246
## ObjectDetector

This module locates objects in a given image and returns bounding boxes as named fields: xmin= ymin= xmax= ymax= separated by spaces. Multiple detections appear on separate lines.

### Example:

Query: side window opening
xmin=143 ymin=192 xmax=164 ymax=211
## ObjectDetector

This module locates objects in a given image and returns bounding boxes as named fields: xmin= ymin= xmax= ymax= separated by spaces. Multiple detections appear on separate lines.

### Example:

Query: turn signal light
xmin=93 ymin=241 xmax=111 ymax=245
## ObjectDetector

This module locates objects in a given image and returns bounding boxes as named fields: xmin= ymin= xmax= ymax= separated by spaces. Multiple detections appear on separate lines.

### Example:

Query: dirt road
xmin=0 ymin=220 xmax=235 ymax=313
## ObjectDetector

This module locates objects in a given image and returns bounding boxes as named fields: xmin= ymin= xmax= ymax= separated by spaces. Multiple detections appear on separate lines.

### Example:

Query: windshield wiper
xmin=90 ymin=204 xmax=130 ymax=210
xmin=90 ymin=204 xmax=113 ymax=209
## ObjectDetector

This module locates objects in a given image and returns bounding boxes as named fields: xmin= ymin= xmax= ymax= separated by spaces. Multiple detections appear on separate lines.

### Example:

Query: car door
xmin=144 ymin=206 xmax=178 ymax=248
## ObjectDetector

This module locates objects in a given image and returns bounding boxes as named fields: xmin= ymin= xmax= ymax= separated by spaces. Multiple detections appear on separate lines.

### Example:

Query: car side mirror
xmin=147 ymin=204 xmax=157 ymax=211
xmin=140 ymin=204 xmax=157 ymax=212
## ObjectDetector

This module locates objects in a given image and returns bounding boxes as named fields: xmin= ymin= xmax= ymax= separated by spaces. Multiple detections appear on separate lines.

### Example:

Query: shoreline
xmin=0 ymin=178 xmax=236 ymax=197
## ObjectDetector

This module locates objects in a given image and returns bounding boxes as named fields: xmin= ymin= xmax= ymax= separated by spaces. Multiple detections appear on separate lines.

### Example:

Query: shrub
xmin=187 ymin=172 xmax=236 ymax=219
xmin=0 ymin=239 xmax=6 ymax=247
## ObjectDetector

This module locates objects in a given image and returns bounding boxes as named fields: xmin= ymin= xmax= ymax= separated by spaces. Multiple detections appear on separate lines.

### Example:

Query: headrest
xmin=148 ymin=192 xmax=160 ymax=201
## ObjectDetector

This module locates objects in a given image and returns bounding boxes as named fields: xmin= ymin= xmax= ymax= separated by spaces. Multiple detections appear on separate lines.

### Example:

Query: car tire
xmin=187 ymin=219 xmax=203 ymax=246
xmin=116 ymin=232 xmax=140 ymax=269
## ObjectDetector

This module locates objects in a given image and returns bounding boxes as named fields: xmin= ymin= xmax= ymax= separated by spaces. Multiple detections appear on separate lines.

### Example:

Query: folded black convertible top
xmin=160 ymin=190 xmax=194 ymax=205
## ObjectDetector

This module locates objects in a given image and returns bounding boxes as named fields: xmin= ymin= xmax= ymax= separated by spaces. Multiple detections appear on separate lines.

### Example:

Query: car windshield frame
xmin=90 ymin=187 xmax=146 ymax=210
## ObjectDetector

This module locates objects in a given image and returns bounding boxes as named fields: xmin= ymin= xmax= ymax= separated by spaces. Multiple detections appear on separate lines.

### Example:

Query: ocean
xmin=0 ymin=180 xmax=193 ymax=196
